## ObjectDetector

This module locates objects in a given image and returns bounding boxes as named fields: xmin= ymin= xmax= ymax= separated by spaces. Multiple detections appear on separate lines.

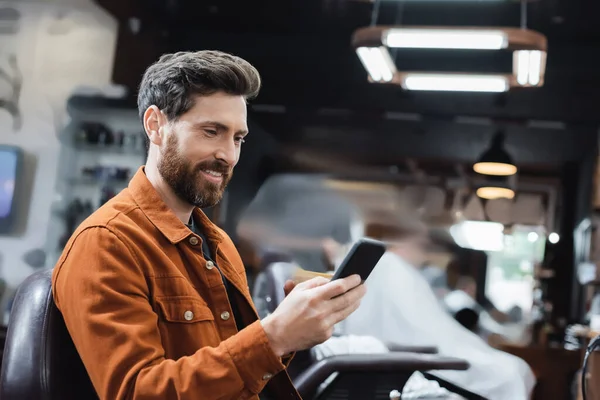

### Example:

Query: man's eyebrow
xmin=194 ymin=121 xmax=248 ymax=135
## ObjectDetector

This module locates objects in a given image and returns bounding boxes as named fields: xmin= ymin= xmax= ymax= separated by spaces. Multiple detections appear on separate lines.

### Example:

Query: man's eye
xmin=205 ymin=130 xmax=217 ymax=135
xmin=235 ymin=137 xmax=246 ymax=144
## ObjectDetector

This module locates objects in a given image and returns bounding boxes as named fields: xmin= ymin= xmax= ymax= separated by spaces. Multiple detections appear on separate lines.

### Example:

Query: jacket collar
xmin=128 ymin=166 xmax=223 ymax=245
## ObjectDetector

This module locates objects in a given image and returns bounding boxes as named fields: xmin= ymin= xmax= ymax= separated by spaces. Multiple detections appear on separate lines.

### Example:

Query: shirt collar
xmin=128 ymin=166 xmax=223 ymax=245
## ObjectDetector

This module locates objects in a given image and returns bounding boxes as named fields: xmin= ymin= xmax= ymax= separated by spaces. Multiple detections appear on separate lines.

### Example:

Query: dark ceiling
xmin=98 ymin=0 xmax=600 ymax=172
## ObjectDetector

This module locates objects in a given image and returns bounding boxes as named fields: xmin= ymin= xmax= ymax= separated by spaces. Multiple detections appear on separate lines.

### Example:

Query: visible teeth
xmin=204 ymin=170 xmax=223 ymax=177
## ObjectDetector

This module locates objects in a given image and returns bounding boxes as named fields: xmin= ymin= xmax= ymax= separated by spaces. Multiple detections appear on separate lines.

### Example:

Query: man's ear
xmin=143 ymin=105 xmax=164 ymax=146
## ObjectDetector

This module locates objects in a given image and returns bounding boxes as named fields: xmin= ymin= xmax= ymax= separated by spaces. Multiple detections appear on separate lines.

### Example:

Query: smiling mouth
xmin=200 ymin=169 xmax=225 ymax=184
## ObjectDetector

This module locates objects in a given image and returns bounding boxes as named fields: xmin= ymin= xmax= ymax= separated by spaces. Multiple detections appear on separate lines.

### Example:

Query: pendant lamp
xmin=473 ymin=131 xmax=517 ymax=176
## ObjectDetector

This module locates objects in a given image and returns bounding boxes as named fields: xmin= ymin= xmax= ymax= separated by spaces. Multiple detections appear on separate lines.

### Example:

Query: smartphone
xmin=330 ymin=238 xmax=386 ymax=282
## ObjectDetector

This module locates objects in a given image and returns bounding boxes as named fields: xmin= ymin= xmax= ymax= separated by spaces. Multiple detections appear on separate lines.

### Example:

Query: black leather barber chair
xmin=0 ymin=269 xmax=97 ymax=399
xmin=295 ymin=352 xmax=469 ymax=400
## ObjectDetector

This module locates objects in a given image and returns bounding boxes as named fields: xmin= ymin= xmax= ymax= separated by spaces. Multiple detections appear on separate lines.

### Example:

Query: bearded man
xmin=52 ymin=50 xmax=365 ymax=400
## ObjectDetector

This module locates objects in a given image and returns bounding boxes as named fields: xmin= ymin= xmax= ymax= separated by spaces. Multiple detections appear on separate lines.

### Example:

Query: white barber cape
xmin=339 ymin=252 xmax=536 ymax=400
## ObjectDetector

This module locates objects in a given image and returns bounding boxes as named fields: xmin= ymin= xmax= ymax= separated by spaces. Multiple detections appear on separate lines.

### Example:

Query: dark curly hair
xmin=137 ymin=50 xmax=261 ymax=122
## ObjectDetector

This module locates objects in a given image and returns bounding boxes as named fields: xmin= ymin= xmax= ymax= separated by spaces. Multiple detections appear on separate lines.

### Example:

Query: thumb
xmin=283 ymin=280 xmax=296 ymax=296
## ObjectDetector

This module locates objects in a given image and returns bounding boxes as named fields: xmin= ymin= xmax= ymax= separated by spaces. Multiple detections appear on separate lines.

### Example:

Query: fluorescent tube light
xmin=516 ymin=50 xmax=530 ymax=85
xmin=356 ymin=46 xmax=396 ymax=82
xmin=514 ymin=50 xmax=544 ymax=86
xmin=384 ymin=29 xmax=508 ymax=50
xmin=402 ymin=73 xmax=509 ymax=92
xmin=528 ymin=50 xmax=542 ymax=86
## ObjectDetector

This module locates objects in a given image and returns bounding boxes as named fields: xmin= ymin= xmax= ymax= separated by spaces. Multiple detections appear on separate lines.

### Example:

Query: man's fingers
xmin=327 ymin=296 xmax=363 ymax=326
xmin=328 ymin=283 xmax=366 ymax=313
xmin=295 ymin=276 xmax=331 ymax=290
xmin=313 ymin=274 xmax=362 ymax=299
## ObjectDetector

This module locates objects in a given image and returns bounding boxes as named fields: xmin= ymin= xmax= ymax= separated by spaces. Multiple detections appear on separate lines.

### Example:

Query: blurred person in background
xmin=338 ymin=219 xmax=536 ymax=400
xmin=444 ymin=274 xmax=527 ymax=344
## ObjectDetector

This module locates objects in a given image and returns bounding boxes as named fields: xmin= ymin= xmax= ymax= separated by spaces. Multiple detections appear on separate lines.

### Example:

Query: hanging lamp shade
xmin=473 ymin=132 xmax=517 ymax=176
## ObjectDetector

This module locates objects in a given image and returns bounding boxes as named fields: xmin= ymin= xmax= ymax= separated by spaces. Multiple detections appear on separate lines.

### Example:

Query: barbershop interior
xmin=5 ymin=0 xmax=600 ymax=399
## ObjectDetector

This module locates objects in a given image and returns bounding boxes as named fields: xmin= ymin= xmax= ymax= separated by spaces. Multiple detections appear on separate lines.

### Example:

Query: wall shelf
xmin=46 ymin=94 xmax=145 ymax=264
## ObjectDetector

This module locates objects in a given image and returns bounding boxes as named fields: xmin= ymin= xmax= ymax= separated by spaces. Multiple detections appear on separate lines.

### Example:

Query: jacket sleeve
xmin=52 ymin=226 xmax=285 ymax=400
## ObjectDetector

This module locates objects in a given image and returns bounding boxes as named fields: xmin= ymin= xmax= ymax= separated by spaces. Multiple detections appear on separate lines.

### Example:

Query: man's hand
xmin=261 ymin=275 xmax=366 ymax=357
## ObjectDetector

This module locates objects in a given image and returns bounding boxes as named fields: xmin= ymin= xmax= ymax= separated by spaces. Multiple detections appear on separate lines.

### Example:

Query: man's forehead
xmin=185 ymin=96 xmax=248 ymax=129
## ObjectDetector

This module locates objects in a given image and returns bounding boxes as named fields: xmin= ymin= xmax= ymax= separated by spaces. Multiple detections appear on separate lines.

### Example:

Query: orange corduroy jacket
xmin=52 ymin=167 xmax=301 ymax=400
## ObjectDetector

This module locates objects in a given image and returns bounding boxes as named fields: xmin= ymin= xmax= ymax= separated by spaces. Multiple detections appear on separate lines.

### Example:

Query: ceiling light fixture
xmin=376 ymin=0 xmax=538 ymax=2
xmin=473 ymin=131 xmax=517 ymax=176
xmin=352 ymin=26 xmax=548 ymax=92
xmin=352 ymin=0 xmax=538 ymax=2
xmin=475 ymin=166 xmax=516 ymax=200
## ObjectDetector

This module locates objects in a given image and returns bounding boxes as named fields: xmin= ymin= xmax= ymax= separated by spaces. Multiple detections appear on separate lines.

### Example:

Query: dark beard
xmin=157 ymin=135 xmax=232 ymax=208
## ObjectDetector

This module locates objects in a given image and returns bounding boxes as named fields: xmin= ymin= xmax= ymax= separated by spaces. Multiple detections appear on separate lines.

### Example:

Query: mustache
xmin=195 ymin=161 xmax=231 ymax=175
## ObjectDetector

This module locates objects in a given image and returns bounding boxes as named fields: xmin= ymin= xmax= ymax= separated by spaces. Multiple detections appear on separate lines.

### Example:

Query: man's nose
xmin=214 ymin=139 xmax=237 ymax=167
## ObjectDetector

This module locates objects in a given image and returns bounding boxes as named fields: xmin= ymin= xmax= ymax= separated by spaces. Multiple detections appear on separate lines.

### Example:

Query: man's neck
xmin=145 ymin=165 xmax=194 ymax=224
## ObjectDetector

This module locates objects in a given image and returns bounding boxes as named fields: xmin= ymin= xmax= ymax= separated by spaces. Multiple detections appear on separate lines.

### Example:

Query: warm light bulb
xmin=473 ymin=162 xmax=517 ymax=176
xmin=476 ymin=187 xmax=515 ymax=200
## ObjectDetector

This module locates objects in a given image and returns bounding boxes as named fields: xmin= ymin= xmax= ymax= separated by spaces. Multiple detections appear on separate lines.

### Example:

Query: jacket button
xmin=184 ymin=310 xmax=194 ymax=321
xmin=262 ymin=373 xmax=273 ymax=380
xmin=189 ymin=236 xmax=199 ymax=246
xmin=220 ymin=311 xmax=230 ymax=321
xmin=206 ymin=261 xmax=214 ymax=270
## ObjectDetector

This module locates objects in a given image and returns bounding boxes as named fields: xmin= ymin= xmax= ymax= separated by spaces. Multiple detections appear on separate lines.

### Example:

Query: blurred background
xmin=2 ymin=0 xmax=600 ymax=398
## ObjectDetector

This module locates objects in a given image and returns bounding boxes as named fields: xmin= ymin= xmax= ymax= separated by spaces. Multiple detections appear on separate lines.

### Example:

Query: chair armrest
xmin=386 ymin=343 xmax=439 ymax=354
xmin=293 ymin=352 xmax=469 ymax=399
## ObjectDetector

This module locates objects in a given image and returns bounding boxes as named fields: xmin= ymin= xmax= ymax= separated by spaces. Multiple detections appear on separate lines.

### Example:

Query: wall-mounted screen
xmin=0 ymin=145 xmax=23 ymax=234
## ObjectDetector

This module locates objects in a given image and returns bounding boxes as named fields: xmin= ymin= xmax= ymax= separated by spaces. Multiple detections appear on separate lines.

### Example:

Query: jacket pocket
xmin=156 ymin=296 xmax=214 ymax=323
xmin=155 ymin=296 xmax=222 ymax=356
